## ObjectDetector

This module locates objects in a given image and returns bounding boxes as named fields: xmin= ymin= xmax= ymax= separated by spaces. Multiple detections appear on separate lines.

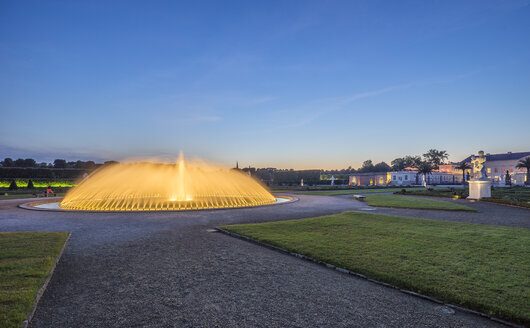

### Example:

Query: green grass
xmin=0 ymin=232 xmax=69 ymax=328
xmin=221 ymin=212 xmax=530 ymax=325
xmin=0 ymin=180 xmax=77 ymax=188
xmin=362 ymin=194 xmax=477 ymax=212
xmin=297 ymin=188 xmax=420 ymax=196
xmin=399 ymin=186 xmax=530 ymax=208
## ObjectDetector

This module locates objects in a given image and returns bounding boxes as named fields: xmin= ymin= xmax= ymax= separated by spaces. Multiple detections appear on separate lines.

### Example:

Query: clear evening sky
xmin=1 ymin=1 xmax=529 ymax=169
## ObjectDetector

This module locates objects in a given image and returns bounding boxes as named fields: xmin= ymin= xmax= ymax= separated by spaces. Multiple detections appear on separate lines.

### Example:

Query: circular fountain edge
xmin=19 ymin=195 xmax=298 ymax=213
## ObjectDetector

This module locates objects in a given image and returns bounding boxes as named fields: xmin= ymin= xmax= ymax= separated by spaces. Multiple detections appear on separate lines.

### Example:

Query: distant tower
xmin=236 ymin=161 xmax=239 ymax=169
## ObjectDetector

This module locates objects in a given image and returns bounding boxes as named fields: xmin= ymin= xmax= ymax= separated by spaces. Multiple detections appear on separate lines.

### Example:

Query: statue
xmin=505 ymin=171 xmax=511 ymax=186
xmin=300 ymin=178 xmax=304 ymax=187
xmin=330 ymin=176 xmax=335 ymax=186
xmin=467 ymin=150 xmax=491 ymax=200
xmin=470 ymin=151 xmax=488 ymax=180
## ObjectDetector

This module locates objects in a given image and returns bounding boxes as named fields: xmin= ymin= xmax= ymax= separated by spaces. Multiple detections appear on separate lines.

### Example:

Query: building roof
xmin=459 ymin=151 xmax=530 ymax=164
xmin=349 ymin=172 xmax=389 ymax=176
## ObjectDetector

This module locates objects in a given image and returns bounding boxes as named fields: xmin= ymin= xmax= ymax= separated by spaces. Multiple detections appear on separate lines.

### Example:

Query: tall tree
xmin=24 ymin=158 xmax=36 ymax=167
xmin=404 ymin=155 xmax=422 ymax=168
xmin=422 ymin=149 xmax=449 ymax=169
xmin=515 ymin=157 xmax=530 ymax=185
xmin=391 ymin=158 xmax=406 ymax=171
xmin=373 ymin=161 xmax=391 ymax=172
xmin=53 ymin=159 xmax=67 ymax=168
xmin=359 ymin=160 xmax=374 ymax=173
xmin=1 ymin=158 xmax=14 ymax=167
xmin=416 ymin=161 xmax=434 ymax=187
xmin=456 ymin=162 xmax=471 ymax=184
xmin=14 ymin=158 xmax=25 ymax=167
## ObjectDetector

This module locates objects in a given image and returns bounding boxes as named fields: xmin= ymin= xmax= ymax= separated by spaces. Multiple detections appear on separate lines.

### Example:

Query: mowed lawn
xmin=297 ymin=188 xmax=420 ymax=196
xmin=221 ymin=212 xmax=530 ymax=325
xmin=0 ymin=232 xmax=69 ymax=328
xmin=363 ymin=194 xmax=477 ymax=211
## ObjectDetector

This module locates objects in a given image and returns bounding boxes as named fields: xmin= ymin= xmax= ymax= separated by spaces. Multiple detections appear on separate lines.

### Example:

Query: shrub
xmin=8 ymin=180 xmax=18 ymax=190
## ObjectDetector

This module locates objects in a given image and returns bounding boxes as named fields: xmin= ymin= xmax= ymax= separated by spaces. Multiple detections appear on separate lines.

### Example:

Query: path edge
xmin=20 ymin=232 xmax=71 ymax=328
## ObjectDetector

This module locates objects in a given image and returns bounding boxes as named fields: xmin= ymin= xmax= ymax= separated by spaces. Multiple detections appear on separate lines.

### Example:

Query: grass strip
xmin=363 ymin=194 xmax=477 ymax=211
xmin=0 ymin=232 xmax=69 ymax=328
xmin=297 ymin=188 xmax=419 ymax=196
xmin=221 ymin=212 xmax=529 ymax=325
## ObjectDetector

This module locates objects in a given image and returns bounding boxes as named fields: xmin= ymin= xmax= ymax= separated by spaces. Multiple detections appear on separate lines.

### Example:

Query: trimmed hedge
xmin=0 ymin=167 xmax=87 ymax=179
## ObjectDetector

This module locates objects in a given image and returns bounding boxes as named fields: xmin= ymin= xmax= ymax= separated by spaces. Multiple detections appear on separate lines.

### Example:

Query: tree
xmin=1 ymin=158 xmax=14 ymax=167
xmin=456 ymin=162 xmax=471 ymax=184
xmin=54 ymin=159 xmax=67 ymax=168
xmin=24 ymin=158 xmax=36 ymax=167
xmin=505 ymin=171 xmax=511 ymax=186
xmin=373 ymin=161 xmax=391 ymax=172
xmin=27 ymin=179 xmax=34 ymax=189
xmin=391 ymin=158 xmax=407 ymax=171
xmin=8 ymin=180 xmax=18 ymax=190
xmin=515 ymin=157 xmax=530 ymax=185
xmin=359 ymin=160 xmax=374 ymax=173
xmin=14 ymin=158 xmax=25 ymax=167
xmin=416 ymin=161 xmax=434 ymax=187
xmin=422 ymin=149 xmax=449 ymax=169
xmin=404 ymin=155 xmax=422 ymax=168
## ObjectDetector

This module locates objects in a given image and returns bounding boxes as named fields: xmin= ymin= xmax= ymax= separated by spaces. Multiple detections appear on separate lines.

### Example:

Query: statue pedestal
xmin=467 ymin=180 xmax=492 ymax=200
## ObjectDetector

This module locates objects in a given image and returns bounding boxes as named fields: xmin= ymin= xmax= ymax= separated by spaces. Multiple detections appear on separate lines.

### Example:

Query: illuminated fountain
xmin=59 ymin=154 xmax=276 ymax=211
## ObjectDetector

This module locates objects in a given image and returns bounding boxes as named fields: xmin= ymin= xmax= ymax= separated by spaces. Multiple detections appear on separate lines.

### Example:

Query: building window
xmin=393 ymin=176 xmax=396 ymax=180
xmin=487 ymin=168 xmax=491 ymax=173
xmin=494 ymin=168 xmax=498 ymax=173
xmin=510 ymin=168 xmax=513 ymax=172
xmin=405 ymin=175 xmax=408 ymax=180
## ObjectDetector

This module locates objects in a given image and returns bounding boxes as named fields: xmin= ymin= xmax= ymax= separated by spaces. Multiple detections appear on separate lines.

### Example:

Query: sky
xmin=1 ymin=0 xmax=529 ymax=169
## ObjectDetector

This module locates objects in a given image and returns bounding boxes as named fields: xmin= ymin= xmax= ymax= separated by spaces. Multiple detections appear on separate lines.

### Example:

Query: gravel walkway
xmin=344 ymin=194 xmax=530 ymax=228
xmin=0 ymin=195 xmax=519 ymax=327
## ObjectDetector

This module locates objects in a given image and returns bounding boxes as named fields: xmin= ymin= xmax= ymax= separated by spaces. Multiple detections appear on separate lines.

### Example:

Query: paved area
xmin=0 ymin=195 xmax=523 ymax=327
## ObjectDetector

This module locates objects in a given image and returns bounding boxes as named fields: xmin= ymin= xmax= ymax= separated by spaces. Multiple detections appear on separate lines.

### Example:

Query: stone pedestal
xmin=467 ymin=180 xmax=492 ymax=200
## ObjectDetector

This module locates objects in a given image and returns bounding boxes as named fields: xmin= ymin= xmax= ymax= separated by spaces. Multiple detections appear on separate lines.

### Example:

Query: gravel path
xmin=0 ymin=195 xmax=518 ymax=327
xmin=343 ymin=194 xmax=530 ymax=228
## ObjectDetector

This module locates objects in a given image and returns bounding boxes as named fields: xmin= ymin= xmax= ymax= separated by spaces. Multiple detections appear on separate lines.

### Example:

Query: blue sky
xmin=1 ymin=0 xmax=529 ymax=169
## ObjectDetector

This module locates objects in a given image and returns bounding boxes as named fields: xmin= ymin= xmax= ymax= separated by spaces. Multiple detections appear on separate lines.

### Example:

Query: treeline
xmin=0 ymin=158 xmax=119 ymax=169
xmin=323 ymin=149 xmax=449 ymax=174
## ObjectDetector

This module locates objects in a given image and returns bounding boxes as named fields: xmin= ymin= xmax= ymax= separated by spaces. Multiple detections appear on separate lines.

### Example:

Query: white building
xmin=459 ymin=151 xmax=530 ymax=185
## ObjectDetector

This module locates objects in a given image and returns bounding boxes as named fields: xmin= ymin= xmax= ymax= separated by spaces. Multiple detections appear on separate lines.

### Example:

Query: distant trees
xmin=53 ymin=159 xmax=67 ymax=168
xmin=1 ymin=158 xmax=14 ymax=167
xmin=0 ymin=157 xmax=115 ymax=169
xmin=356 ymin=160 xmax=391 ymax=173
xmin=422 ymin=149 xmax=449 ymax=169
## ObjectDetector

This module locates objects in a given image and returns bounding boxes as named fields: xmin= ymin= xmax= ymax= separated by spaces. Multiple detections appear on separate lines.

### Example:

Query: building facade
xmin=459 ymin=151 xmax=530 ymax=185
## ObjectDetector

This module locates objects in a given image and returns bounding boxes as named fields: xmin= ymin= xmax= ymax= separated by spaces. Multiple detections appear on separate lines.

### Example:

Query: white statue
xmin=467 ymin=150 xmax=491 ymax=200
xmin=470 ymin=151 xmax=488 ymax=180
xmin=330 ymin=176 xmax=335 ymax=186
xmin=300 ymin=178 xmax=304 ymax=187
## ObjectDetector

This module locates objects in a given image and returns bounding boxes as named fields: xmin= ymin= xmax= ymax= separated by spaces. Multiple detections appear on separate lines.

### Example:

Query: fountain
xmin=59 ymin=153 xmax=277 ymax=211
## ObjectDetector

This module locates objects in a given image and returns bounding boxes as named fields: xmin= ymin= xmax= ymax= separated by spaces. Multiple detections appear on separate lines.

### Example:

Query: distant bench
xmin=352 ymin=195 xmax=366 ymax=201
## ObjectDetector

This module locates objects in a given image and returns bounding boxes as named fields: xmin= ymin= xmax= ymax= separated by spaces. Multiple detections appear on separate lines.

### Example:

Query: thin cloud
xmin=276 ymin=70 xmax=483 ymax=129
